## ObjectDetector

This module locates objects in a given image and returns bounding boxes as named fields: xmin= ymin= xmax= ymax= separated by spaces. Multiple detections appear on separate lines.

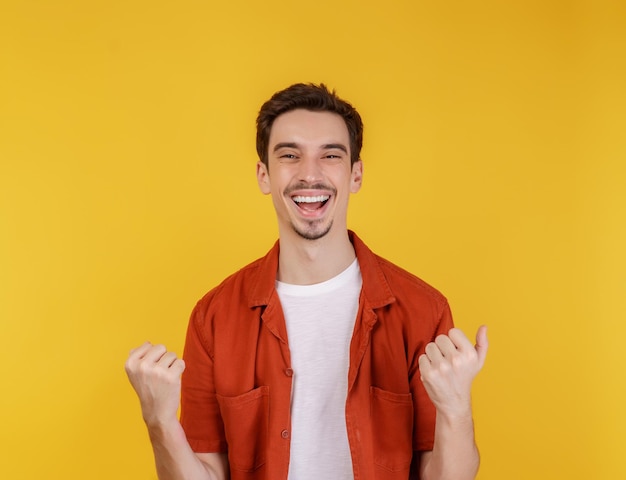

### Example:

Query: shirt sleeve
xmin=411 ymin=299 xmax=454 ymax=451
xmin=180 ymin=300 xmax=228 ymax=453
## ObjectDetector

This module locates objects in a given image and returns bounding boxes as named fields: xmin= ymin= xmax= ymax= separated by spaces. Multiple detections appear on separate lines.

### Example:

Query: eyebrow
xmin=273 ymin=142 xmax=299 ymax=152
xmin=272 ymin=142 xmax=348 ymax=153
xmin=322 ymin=143 xmax=348 ymax=153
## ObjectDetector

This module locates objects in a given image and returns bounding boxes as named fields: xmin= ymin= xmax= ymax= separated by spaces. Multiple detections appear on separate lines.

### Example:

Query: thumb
xmin=475 ymin=325 xmax=489 ymax=367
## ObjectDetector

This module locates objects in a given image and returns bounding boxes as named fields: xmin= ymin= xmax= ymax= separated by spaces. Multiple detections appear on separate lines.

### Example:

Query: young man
xmin=125 ymin=83 xmax=488 ymax=480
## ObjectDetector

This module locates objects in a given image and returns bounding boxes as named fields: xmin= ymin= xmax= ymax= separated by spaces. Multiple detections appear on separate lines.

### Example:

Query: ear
xmin=257 ymin=161 xmax=271 ymax=195
xmin=350 ymin=160 xmax=363 ymax=193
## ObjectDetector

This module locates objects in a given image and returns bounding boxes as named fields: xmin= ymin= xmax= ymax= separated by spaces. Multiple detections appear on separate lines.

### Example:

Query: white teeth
xmin=292 ymin=195 xmax=330 ymax=203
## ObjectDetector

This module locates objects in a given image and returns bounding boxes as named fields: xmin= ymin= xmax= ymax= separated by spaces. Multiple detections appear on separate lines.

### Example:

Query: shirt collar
xmin=247 ymin=230 xmax=396 ymax=309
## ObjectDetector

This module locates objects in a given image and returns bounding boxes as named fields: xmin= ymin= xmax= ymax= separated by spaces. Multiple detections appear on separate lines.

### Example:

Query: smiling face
xmin=257 ymin=109 xmax=363 ymax=242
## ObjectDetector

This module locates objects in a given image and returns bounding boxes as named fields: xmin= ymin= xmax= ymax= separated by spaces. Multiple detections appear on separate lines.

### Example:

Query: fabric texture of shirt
xmin=180 ymin=231 xmax=454 ymax=480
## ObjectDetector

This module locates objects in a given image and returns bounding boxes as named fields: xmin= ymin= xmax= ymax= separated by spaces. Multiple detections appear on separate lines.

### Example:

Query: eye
xmin=279 ymin=153 xmax=298 ymax=159
xmin=323 ymin=153 xmax=344 ymax=161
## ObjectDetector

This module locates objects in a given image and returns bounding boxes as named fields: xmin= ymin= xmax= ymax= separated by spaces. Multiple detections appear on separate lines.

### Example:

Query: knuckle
xmin=451 ymin=356 xmax=465 ymax=369
xmin=138 ymin=361 xmax=153 ymax=376
xmin=455 ymin=348 xmax=470 ymax=361
xmin=438 ymin=361 xmax=451 ymax=374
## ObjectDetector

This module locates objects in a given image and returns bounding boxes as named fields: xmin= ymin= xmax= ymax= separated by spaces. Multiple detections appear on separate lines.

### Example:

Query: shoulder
xmin=352 ymin=230 xmax=448 ymax=310
xmin=193 ymin=255 xmax=266 ymax=316
xmin=184 ymin=255 xmax=272 ymax=358
xmin=368 ymin=253 xmax=454 ymax=337
xmin=375 ymin=254 xmax=448 ymax=306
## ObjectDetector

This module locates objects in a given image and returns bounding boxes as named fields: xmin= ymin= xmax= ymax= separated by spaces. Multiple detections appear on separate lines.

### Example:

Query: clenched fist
xmin=418 ymin=326 xmax=488 ymax=417
xmin=124 ymin=342 xmax=186 ymax=428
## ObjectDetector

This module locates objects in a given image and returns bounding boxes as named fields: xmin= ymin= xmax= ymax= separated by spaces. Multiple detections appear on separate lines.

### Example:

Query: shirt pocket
xmin=370 ymin=386 xmax=414 ymax=473
xmin=216 ymin=385 xmax=269 ymax=473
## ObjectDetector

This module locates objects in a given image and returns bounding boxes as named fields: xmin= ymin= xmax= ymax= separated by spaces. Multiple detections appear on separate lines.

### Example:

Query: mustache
xmin=284 ymin=182 xmax=337 ymax=196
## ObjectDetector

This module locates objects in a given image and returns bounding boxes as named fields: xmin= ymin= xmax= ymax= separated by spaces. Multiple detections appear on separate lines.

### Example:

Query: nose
xmin=298 ymin=155 xmax=324 ymax=184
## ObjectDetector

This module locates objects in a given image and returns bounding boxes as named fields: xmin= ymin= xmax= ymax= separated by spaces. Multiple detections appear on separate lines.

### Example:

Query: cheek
xmin=273 ymin=181 xmax=287 ymax=197
xmin=270 ymin=171 xmax=292 ymax=193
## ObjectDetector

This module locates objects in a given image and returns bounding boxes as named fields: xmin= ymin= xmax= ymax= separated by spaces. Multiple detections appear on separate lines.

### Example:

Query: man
xmin=125 ymin=83 xmax=488 ymax=480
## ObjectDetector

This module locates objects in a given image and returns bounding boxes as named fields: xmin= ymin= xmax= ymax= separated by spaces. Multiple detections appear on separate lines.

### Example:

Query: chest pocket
xmin=370 ymin=386 xmax=414 ymax=473
xmin=216 ymin=386 xmax=269 ymax=473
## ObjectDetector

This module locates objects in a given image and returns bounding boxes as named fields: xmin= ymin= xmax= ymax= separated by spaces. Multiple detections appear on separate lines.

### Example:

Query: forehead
xmin=269 ymin=109 xmax=349 ymax=147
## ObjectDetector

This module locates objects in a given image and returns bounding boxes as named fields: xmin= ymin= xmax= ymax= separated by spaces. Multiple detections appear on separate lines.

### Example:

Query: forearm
xmin=147 ymin=419 xmax=225 ymax=480
xmin=418 ymin=326 xmax=488 ymax=480
xmin=421 ymin=409 xmax=479 ymax=480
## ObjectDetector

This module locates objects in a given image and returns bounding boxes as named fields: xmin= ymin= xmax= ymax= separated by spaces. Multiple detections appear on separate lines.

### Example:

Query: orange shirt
xmin=180 ymin=231 xmax=453 ymax=480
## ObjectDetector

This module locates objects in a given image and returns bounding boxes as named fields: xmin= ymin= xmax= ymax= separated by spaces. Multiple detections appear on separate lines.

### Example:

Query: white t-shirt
xmin=276 ymin=259 xmax=362 ymax=480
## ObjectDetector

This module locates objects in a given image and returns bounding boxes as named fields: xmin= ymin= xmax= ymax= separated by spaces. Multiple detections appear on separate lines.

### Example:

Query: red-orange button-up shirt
xmin=180 ymin=231 xmax=453 ymax=480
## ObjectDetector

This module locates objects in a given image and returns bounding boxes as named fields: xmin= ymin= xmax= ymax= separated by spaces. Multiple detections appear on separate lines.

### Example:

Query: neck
xmin=277 ymin=228 xmax=355 ymax=285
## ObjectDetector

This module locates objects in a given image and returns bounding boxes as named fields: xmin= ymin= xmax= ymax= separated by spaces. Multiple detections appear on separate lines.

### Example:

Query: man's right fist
xmin=124 ymin=342 xmax=186 ymax=427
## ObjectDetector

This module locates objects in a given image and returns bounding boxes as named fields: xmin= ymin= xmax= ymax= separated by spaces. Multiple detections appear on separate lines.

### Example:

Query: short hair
xmin=256 ymin=83 xmax=363 ymax=168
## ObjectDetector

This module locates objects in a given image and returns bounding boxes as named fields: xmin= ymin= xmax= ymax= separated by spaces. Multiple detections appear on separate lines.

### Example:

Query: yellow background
xmin=1 ymin=0 xmax=624 ymax=478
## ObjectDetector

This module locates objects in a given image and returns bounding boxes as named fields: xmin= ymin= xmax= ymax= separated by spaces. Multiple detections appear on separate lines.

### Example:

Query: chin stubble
xmin=291 ymin=219 xmax=333 ymax=241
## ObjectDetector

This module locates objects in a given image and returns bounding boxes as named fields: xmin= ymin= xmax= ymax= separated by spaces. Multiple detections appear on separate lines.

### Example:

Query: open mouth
xmin=292 ymin=194 xmax=330 ymax=212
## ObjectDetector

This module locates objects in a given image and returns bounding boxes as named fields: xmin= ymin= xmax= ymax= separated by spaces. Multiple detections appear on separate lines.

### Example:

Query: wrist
xmin=435 ymin=406 xmax=474 ymax=427
xmin=144 ymin=415 xmax=181 ymax=437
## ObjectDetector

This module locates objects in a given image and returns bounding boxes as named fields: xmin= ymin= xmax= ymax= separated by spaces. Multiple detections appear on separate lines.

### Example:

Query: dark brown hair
xmin=256 ymin=83 xmax=363 ymax=167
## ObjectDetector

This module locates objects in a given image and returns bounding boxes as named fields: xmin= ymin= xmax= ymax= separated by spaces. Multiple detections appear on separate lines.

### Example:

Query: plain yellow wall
xmin=1 ymin=1 xmax=624 ymax=478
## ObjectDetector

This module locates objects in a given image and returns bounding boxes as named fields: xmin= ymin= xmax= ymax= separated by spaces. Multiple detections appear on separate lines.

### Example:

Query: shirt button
xmin=281 ymin=429 xmax=290 ymax=439
xmin=284 ymin=368 xmax=293 ymax=377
